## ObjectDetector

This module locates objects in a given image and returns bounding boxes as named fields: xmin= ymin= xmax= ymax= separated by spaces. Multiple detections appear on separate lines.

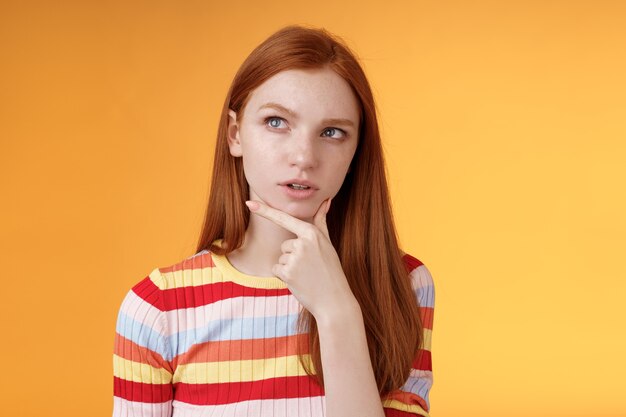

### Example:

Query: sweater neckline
xmin=209 ymin=239 xmax=289 ymax=290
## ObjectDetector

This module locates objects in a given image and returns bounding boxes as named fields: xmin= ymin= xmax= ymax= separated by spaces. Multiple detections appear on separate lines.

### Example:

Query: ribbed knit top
xmin=112 ymin=239 xmax=435 ymax=417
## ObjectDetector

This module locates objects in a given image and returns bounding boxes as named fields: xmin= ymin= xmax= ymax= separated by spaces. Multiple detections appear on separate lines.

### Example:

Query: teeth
xmin=288 ymin=184 xmax=310 ymax=190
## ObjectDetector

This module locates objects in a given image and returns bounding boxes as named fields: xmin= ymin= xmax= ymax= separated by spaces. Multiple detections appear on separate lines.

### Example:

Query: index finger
xmin=245 ymin=200 xmax=310 ymax=237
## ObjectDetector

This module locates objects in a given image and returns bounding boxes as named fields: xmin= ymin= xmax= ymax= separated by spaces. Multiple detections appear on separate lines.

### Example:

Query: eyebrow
xmin=258 ymin=102 xmax=356 ymax=128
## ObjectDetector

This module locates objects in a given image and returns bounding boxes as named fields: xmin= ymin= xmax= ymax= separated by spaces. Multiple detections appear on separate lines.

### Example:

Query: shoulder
xmin=122 ymin=249 xmax=213 ymax=311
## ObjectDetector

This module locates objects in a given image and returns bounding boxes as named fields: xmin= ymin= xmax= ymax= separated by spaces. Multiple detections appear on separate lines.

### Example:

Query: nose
xmin=287 ymin=134 xmax=318 ymax=170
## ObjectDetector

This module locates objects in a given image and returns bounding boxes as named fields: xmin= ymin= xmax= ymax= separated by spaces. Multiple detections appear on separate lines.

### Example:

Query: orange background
xmin=1 ymin=1 xmax=624 ymax=416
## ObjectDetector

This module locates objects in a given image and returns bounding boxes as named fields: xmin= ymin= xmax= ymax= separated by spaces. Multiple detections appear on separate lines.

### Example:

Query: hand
xmin=245 ymin=197 xmax=358 ymax=322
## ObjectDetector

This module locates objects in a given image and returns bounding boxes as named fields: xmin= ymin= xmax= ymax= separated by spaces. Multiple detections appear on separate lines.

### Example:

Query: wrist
xmin=315 ymin=297 xmax=362 ymax=329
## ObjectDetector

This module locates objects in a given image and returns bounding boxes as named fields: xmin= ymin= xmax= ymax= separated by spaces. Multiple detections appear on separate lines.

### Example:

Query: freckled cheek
xmin=241 ymin=147 xmax=278 ymax=182
xmin=241 ymin=140 xmax=277 ymax=162
xmin=321 ymin=161 xmax=350 ymax=189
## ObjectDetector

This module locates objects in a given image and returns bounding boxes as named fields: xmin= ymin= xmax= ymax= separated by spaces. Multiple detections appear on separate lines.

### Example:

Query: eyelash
xmin=263 ymin=116 xmax=348 ymax=139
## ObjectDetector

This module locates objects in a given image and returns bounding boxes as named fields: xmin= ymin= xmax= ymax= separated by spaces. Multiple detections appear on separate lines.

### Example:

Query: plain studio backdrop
xmin=0 ymin=1 xmax=624 ymax=416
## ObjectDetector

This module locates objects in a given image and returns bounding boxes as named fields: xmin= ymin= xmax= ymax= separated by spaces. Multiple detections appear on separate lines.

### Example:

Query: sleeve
xmin=112 ymin=268 xmax=175 ymax=417
xmin=382 ymin=257 xmax=435 ymax=417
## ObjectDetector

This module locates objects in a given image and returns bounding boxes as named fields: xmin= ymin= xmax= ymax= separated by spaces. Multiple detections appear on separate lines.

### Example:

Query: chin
xmin=282 ymin=203 xmax=316 ymax=220
xmin=257 ymin=192 xmax=318 ymax=220
xmin=287 ymin=207 xmax=313 ymax=219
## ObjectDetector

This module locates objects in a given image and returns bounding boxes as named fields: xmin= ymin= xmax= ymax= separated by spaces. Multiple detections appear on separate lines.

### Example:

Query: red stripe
xmin=412 ymin=349 xmax=432 ymax=371
xmin=131 ymin=271 xmax=292 ymax=311
xmin=134 ymin=252 xmax=425 ymax=311
xmin=131 ymin=276 xmax=165 ymax=310
xmin=384 ymin=389 xmax=429 ymax=412
xmin=402 ymin=253 xmax=424 ymax=272
xmin=114 ymin=376 xmax=173 ymax=403
xmin=161 ymin=281 xmax=291 ymax=311
xmin=173 ymin=375 xmax=325 ymax=405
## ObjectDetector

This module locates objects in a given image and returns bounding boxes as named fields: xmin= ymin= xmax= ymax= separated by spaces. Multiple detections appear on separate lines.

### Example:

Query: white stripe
xmin=113 ymin=396 xmax=172 ymax=417
xmin=410 ymin=368 xmax=433 ymax=380
xmin=410 ymin=264 xmax=435 ymax=308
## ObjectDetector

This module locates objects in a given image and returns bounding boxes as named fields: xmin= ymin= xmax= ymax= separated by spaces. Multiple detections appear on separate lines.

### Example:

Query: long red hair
xmin=195 ymin=24 xmax=423 ymax=397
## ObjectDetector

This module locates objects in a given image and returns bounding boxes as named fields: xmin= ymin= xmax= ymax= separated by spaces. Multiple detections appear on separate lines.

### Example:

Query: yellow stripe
xmin=113 ymin=354 xmax=172 ymax=384
xmin=382 ymin=399 xmax=430 ymax=417
xmin=150 ymin=259 xmax=289 ymax=290
xmin=422 ymin=328 xmax=432 ymax=351
xmin=149 ymin=240 xmax=288 ymax=290
xmin=172 ymin=354 xmax=314 ymax=384
xmin=148 ymin=264 xmax=220 ymax=290
xmin=148 ymin=265 xmax=210 ymax=290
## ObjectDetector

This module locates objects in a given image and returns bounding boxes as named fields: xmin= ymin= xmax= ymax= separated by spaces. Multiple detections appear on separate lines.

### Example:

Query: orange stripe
xmin=172 ymin=333 xmax=310 ymax=368
xmin=114 ymin=334 xmax=174 ymax=374
xmin=383 ymin=389 xmax=429 ymax=412
xmin=159 ymin=252 xmax=215 ymax=274
xmin=419 ymin=306 xmax=434 ymax=329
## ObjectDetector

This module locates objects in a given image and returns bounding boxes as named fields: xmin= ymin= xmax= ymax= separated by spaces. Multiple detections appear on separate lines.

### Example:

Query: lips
xmin=279 ymin=178 xmax=319 ymax=189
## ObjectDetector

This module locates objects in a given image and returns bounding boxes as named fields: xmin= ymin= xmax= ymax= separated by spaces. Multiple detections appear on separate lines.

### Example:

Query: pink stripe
xmin=164 ymin=293 xmax=302 ymax=336
xmin=120 ymin=290 xmax=165 ymax=334
xmin=170 ymin=397 xmax=325 ymax=417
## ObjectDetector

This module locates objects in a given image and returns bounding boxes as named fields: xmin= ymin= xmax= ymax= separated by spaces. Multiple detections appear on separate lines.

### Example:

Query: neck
xmin=226 ymin=211 xmax=313 ymax=277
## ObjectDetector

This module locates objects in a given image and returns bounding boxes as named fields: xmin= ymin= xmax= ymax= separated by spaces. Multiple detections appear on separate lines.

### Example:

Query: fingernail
xmin=327 ymin=198 xmax=332 ymax=211
xmin=245 ymin=200 xmax=260 ymax=211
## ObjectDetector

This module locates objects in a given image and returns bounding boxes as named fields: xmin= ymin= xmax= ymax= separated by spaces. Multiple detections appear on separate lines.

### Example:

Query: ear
xmin=227 ymin=109 xmax=243 ymax=157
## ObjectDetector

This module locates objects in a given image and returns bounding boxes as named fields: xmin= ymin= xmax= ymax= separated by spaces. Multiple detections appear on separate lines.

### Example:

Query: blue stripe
xmin=167 ymin=313 xmax=301 ymax=356
xmin=417 ymin=284 xmax=435 ymax=308
xmin=115 ymin=311 xmax=173 ymax=361
xmin=404 ymin=374 xmax=432 ymax=410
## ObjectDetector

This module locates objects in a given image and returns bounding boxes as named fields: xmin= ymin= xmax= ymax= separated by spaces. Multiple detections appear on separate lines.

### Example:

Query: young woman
xmin=113 ymin=25 xmax=435 ymax=417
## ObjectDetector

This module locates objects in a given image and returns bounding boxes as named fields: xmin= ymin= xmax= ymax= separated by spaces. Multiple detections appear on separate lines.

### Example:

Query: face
xmin=227 ymin=67 xmax=360 ymax=221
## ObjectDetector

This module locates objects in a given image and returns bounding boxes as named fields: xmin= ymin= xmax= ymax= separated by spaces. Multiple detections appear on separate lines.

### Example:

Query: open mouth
xmin=280 ymin=184 xmax=316 ymax=199
xmin=286 ymin=184 xmax=311 ymax=190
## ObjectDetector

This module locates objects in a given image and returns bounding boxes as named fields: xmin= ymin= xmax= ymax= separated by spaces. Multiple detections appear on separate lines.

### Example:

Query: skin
xmin=244 ymin=199 xmax=385 ymax=417
xmin=228 ymin=66 xmax=386 ymax=417
xmin=226 ymin=67 xmax=360 ymax=279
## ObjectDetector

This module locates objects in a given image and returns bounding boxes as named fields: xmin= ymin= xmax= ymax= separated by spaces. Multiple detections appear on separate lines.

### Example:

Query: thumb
xmin=313 ymin=197 xmax=331 ymax=240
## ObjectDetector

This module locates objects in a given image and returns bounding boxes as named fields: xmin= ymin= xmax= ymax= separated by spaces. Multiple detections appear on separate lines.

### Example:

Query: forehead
xmin=245 ymin=68 xmax=360 ymax=123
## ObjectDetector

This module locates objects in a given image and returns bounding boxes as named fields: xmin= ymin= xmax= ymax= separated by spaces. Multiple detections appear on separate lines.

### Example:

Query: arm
xmin=112 ymin=269 xmax=174 ymax=417
xmin=316 ymin=299 xmax=386 ymax=417
xmin=242 ymin=201 xmax=432 ymax=416
xmin=381 ymin=260 xmax=435 ymax=417
xmin=316 ymin=260 xmax=435 ymax=417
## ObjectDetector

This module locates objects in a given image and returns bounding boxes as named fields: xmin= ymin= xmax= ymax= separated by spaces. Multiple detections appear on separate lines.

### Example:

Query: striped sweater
xmin=112 ymin=239 xmax=435 ymax=417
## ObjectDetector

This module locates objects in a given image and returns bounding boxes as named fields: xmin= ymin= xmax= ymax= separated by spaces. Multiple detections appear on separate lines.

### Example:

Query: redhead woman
xmin=112 ymin=24 xmax=435 ymax=417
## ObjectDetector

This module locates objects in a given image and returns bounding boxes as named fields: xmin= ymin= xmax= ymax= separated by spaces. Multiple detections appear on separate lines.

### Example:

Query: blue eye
xmin=264 ymin=116 xmax=347 ymax=140
xmin=322 ymin=127 xmax=347 ymax=139
xmin=265 ymin=116 xmax=285 ymax=129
